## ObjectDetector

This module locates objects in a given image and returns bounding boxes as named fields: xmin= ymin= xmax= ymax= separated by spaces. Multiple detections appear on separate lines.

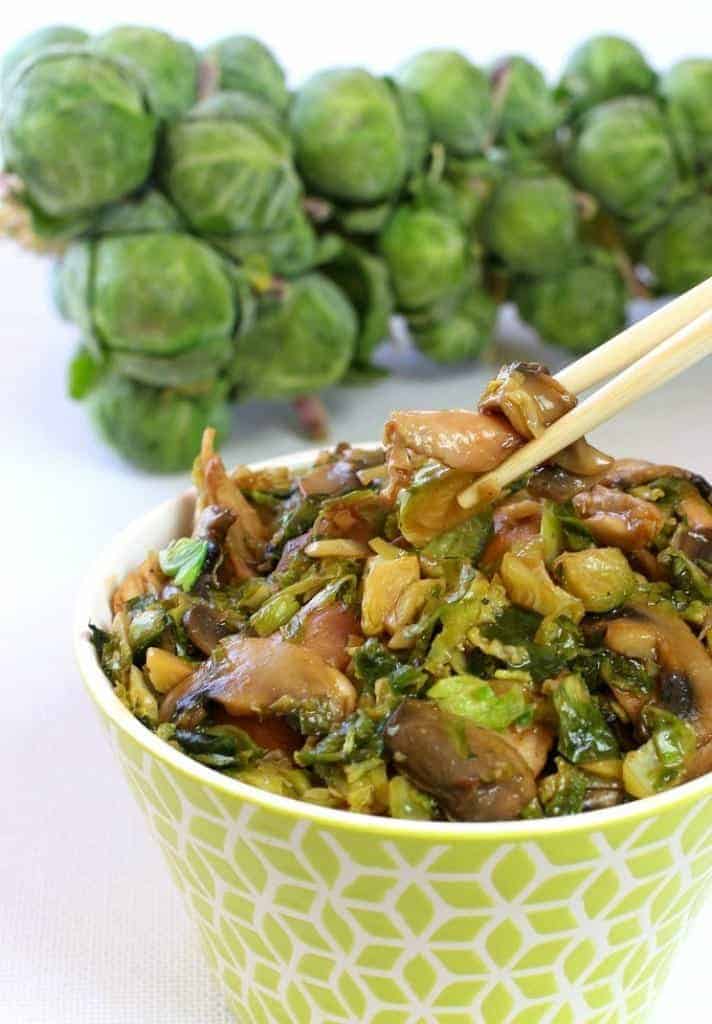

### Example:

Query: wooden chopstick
xmin=556 ymin=276 xmax=712 ymax=395
xmin=458 ymin=308 xmax=712 ymax=510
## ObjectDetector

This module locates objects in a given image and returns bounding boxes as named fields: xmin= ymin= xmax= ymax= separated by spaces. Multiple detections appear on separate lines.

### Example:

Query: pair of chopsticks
xmin=457 ymin=277 xmax=712 ymax=510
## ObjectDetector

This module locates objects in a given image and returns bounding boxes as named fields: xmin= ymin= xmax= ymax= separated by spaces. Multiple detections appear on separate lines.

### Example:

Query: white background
xmin=2 ymin=1 xmax=711 ymax=1021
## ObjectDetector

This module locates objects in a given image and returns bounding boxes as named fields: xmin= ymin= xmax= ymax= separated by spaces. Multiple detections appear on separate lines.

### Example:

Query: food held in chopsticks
xmin=92 ymin=361 xmax=712 ymax=821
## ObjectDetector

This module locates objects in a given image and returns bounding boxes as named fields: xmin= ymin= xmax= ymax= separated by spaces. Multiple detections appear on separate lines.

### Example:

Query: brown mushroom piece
xmin=479 ymin=362 xmax=577 ymax=439
xmin=193 ymin=429 xmax=269 ymax=580
xmin=676 ymin=489 xmax=712 ymax=563
xmin=480 ymin=497 xmax=542 ymax=569
xmin=605 ymin=604 xmax=712 ymax=778
xmin=160 ymin=635 xmax=357 ymax=728
xmin=526 ymin=465 xmax=589 ymax=503
xmin=572 ymin=485 xmax=664 ymax=550
xmin=193 ymin=504 xmax=237 ymax=544
xmin=298 ymin=458 xmax=362 ymax=498
xmin=384 ymin=409 xmax=522 ymax=478
xmin=597 ymin=459 xmax=707 ymax=491
xmin=384 ymin=700 xmax=537 ymax=822
xmin=183 ymin=603 xmax=230 ymax=656
xmin=552 ymin=438 xmax=613 ymax=477
xmin=297 ymin=602 xmax=362 ymax=671
xmin=503 ymin=723 xmax=555 ymax=778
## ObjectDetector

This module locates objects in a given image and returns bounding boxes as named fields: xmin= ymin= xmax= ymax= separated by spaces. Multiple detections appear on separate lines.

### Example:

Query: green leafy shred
xmin=352 ymin=638 xmax=399 ymax=686
xmin=422 ymin=509 xmax=493 ymax=560
xmin=126 ymin=597 xmax=168 ymax=651
xmin=295 ymin=711 xmax=383 ymax=767
xmin=175 ymin=725 xmax=264 ymax=770
xmin=599 ymin=651 xmax=657 ymax=694
xmin=552 ymin=674 xmax=620 ymax=763
xmin=623 ymin=707 xmax=697 ymax=797
xmin=427 ymin=675 xmax=531 ymax=730
xmin=388 ymin=776 xmax=438 ymax=820
xmin=159 ymin=537 xmax=209 ymax=591
xmin=539 ymin=758 xmax=589 ymax=816
xmin=643 ymin=707 xmax=696 ymax=787
xmin=660 ymin=548 xmax=712 ymax=603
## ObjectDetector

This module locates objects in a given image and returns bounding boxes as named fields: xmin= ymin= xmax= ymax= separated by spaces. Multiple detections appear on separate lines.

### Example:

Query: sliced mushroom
xmin=384 ymin=700 xmax=537 ymax=822
xmin=273 ymin=532 xmax=311 ymax=575
xmin=383 ymin=409 xmax=522 ymax=502
xmin=160 ymin=635 xmax=357 ymax=727
xmin=598 ymin=459 xmax=703 ymax=491
xmin=553 ymin=438 xmax=614 ymax=477
xmin=572 ymin=486 xmax=664 ymax=550
xmin=298 ymin=602 xmax=362 ymax=671
xmin=193 ymin=504 xmax=237 ymax=545
xmin=676 ymin=490 xmax=712 ymax=562
xmin=480 ymin=498 xmax=542 ymax=569
xmin=298 ymin=458 xmax=362 ymax=498
xmin=183 ymin=604 xmax=230 ymax=656
xmin=479 ymin=362 xmax=577 ymax=439
xmin=527 ymin=465 xmax=589 ymax=503
xmin=605 ymin=604 xmax=712 ymax=778
xmin=502 ymin=722 xmax=554 ymax=778
xmin=193 ymin=429 xmax=268 ymax=580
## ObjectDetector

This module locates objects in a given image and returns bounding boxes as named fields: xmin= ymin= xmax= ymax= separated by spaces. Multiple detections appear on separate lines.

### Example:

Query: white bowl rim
xmin=74 ymin=445 xmax=712 ymax=841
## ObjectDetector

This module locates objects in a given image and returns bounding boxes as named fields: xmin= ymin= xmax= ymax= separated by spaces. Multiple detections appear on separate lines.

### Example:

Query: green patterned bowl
xmin=75 ymin=450 xmax=712 ymax=1024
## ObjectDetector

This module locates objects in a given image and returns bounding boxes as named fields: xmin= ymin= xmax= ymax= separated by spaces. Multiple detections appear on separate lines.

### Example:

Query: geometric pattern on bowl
xmin=106 ymin=719 xmax=712 ymax=1024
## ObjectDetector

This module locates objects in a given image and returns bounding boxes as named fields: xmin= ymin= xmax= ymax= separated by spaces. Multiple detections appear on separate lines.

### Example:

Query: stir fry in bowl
xmin=92 ymin=363 xmax=712 ymax=822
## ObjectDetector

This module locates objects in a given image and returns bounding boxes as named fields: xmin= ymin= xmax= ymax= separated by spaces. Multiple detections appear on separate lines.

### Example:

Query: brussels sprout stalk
xmin=293 ymin=394 xmax=330 ymax=440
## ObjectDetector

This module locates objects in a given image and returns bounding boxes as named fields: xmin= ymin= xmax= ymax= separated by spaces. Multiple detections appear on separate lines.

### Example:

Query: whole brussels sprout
xmin=210 ymin=204 xmax=340 ymax=278
xmin=203 ymin=35 xmax=288 ymax=113
xmin=409 ymin=287 xmax=497 ymax=363
xmin=93 ymin=25 xmax=198 ymax=120
xmin=323 ymin=242 xmax=394 ymax=366
xmin=2 ymin=47 xmax=156 ymax=219
xmin=395 ymin=49 xmax=493 ymax=156
xmin=559 ymin=35 xmax=656 ymax=113
xmin=380 ymin=205 xmax=470 ymax=310
xmin=90 ymin=190 xmax=185 ymax=235
xmin=569 ymin=97 xmax=678 ymax=220
xmin=491 ymin=55 xmax=561 ymax=142
xmin=660 ymin=59 xmax=712 ymax=166
xmin=514 ymin=250 xmax=626 ymax=352
xmin=643 ymin=195 xmax=712 ymax=294
xmin=290 ymin=68 xmax=408 ymax=203
xmin=161 ymin=93 xmax=300 ymax=235
xmin=58 ymin=232 xmax=238 ymax=387
xmin=89 ymin=375 xmax=231 ymax=472
xmin=483 ymin=173 xmax=579 ymax=275
xmin=231 ymin=274 xmax=356 ymax=397
xmin=1 ymin=25 xmax=89 ymax=94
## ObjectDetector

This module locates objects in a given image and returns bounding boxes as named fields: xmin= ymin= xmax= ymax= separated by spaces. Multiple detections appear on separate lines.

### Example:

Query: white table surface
xmin=2 ymin=3 xmax=711 ymax=1021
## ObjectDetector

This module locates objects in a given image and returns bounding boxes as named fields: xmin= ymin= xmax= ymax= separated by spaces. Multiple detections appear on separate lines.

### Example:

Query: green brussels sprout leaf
xmin=93 ymin=25 xmax=198 ymax=120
